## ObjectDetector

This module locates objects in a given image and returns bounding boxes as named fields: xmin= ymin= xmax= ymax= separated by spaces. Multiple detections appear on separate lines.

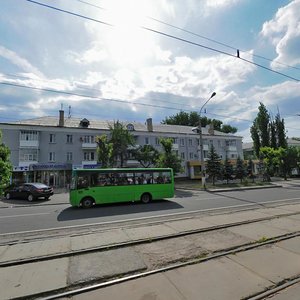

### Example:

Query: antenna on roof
xmin=68 ymin=105 xmax=72 ymax=118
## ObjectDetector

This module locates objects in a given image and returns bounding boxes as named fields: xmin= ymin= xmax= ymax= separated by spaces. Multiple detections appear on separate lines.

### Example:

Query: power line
xmin=25 ymin=0 xmax=300 ymax=82
xmin=0 ymin=81 xmax=188 ymax=112
xmin=2 ymin=80 xmax=300 ymax=132
xmin=74 ymin=0 xmax=300 ymax=72
xmin=1 ymin=72 xmax=193 ymax=109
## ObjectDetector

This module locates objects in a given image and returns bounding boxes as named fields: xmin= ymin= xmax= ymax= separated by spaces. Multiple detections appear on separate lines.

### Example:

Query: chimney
xmin=58 ymin=110 xmax=64 ymax=127
xmin=208 ymin=123 xmax=214 ymax=135
xmin=146 ymin=118 xmax=153 ymax=132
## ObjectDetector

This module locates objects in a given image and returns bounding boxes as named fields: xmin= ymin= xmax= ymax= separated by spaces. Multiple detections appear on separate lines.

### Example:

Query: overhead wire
xmin=73 ymin=0 xmax=300 ymax=72
xmin=25 ymin=0 xmax=300 ymax=82
xmin=2 ymin=1 xmax=299 ymax=132
xmin=0 ymin=73 xmax=193 ymax=109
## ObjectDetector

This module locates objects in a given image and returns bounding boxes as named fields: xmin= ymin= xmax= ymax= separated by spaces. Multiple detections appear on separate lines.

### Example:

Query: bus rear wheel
xmin=81 ymin=197 xmax=94 ymax=208
xmin=141 ymin=193 xmax=151 ymax=204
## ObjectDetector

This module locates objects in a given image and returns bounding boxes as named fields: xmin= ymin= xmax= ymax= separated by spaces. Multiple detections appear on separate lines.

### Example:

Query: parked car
xmin=4 ymin=183 xmax=54 ymax=201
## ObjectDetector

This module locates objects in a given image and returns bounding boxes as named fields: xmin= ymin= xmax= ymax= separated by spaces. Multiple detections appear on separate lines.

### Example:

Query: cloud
xmin=0 ymin=45 xmax=45 ymax=78
xmin=260 ymin=0 xmax=300 ymax=69
xmin=205 ymin=0 xmax=240 ymax=8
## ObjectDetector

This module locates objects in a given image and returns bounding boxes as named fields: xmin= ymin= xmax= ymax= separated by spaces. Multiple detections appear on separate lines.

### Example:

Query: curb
xmin=176 ymin=184 xmax=282 ymax=193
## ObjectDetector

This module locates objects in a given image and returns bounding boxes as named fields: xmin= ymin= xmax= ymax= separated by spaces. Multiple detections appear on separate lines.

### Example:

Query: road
xmin=0 ymin=185 xmax=300 ymax=235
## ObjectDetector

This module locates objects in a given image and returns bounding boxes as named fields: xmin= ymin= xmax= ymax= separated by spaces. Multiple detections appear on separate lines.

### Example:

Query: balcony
xmin=126 ymin=159 xmax=139 ymax=166
xmin=82 ymin=160 xmax=97 ymax=166
xmin=19 ymin=140 xmax=39 ymax=148
xmin=226 ymin=145 xmax=237 ymax=151
xmin=82 ymin=143 xmax=97 ymax=149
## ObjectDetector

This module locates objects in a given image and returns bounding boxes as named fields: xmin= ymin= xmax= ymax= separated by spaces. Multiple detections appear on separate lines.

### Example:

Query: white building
xmin=0 ymin=110 xmax=243 ymax=187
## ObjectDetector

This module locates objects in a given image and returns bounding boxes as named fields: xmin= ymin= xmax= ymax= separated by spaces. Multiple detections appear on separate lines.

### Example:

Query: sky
xmin=0 ymin=0 xmax=300 ymax=142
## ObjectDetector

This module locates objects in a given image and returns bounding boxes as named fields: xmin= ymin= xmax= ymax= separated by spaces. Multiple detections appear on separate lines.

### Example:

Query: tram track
xmin=25 ymin=230 xmax=300 ymax=300
xmin=1 ymin=210 xmax=300 ymax=268
xmin=1 ymin=203 xmax=300 ymax=300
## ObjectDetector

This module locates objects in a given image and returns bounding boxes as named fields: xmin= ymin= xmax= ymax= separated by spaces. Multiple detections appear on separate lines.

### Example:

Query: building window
xmin=83 ymin=135 xmax=94 ymax=143
xmin=84 ymin=152 xmax=95 ymax=161
xmin=49 ymin=134 xmax=56 ymax=143
xmin=49 ymin=152 xmax=56 ymax=162
xmin=20 ymin=130 xmax=38 ymax=141
xmin=172 ymin=138 xmax=178 ymax=144
xmin=226 ymin=140 xmax=236 ymax=146
xmin=189 ymin=139 xmax=192 ymax=146
xmin=19 ymin=149 xmax=38 ymax=161
xmin=155 ymin=138 xmax=160 ymax=145
xmin=145 ymin=137 xmax=149 ymax=145
xmin=180 ymin=138 xmax=185 ymax=146
xmin=189 ymin=152 xmax=193 ymax=159
xmin=203 ymin=151 xmax=208 ymax=159
xmin=67 ymin=152 xmax=73 ymax=161
xmin=126 ymin=124 xmax=134 ymax=131
xmin=67 ymin=134 xmax=73 ymax=143
xmin=181 ymin=152 xmax=185 ymax=159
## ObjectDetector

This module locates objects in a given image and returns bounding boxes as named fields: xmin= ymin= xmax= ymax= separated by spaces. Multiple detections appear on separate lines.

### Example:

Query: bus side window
xmin=78 ymin=176 xmax=89 ymax=189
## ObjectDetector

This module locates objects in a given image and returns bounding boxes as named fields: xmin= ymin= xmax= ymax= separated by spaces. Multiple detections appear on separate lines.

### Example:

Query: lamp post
xmin=198 ymin=92 xmax=216 ymax=188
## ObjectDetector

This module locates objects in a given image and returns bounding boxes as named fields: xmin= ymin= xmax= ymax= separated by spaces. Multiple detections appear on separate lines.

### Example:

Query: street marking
xmin=0 ymin=212 xmax=51 ymax=219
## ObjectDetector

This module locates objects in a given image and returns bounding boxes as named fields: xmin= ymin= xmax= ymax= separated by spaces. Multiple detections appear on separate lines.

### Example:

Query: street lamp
xmin=198 ymin=92 xmax=216 ymax=188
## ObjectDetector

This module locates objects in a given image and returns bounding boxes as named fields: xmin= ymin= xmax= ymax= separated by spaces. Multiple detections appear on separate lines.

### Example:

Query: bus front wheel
xmin=141 ymin=193 xmax=151 ymax=204
xmin=81 ymin=197 xmax=94 ymax=208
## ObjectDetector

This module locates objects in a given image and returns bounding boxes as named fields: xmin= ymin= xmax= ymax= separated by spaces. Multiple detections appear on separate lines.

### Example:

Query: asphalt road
xmin=0 ymin=186 xmax=300 ymax=235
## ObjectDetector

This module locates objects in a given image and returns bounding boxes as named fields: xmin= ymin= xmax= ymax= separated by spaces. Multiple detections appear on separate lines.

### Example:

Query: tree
xmin=250 ymin=125 xmax=261 ymax=157
xmin=235 ymin=156 xmax=246 ymax=183
xmin=108 ymin=121 xmax=135 ymax=167
xmin=0 ymin=131 xmax=12 ymax=193
xmin=280 ymin=146 xmax=298 ymax=180
xmin=247 ymin=158 xmax=255 ymax=182
xmin=156 ymin=138 xmax=182 ymax=175
xmin=259 ymin=147 xmax=281 ymax=177
xmin=251 ymin=104 xmax=287 ymax=158
xmin=275 ymin=113 xmax=287 ymax=148
xmin=96 ymin=134 xmax=113 ymax=168
xmin=251 ymin=103 xmax=270 ymax=152
xmin=270 ymin=121 xmax=277 ymax=149
xmin=223 ymin=157 xmax=234 ymax=184
xmin=206 ymin=145 xmax=222 ymax=185
xmin=133 ymin=145 xmax=159 ymax=168
xmin=162 ymin=111 xmax=238 ymax=134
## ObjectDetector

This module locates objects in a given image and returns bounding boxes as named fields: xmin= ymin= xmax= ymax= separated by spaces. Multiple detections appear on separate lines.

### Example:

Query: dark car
xmin=4 ymin=183 xmax=54 ymax=202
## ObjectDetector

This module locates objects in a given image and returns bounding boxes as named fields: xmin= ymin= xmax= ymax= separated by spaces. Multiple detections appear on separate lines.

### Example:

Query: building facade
xmin=0 ymin=110 xmax=244 ymax=187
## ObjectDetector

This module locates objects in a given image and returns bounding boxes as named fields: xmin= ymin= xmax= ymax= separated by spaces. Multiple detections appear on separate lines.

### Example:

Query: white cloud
xmin=0 ymin=45 xmax=44 ymax=78
xmin=260 ymin=0 xmax=300 ymax=69
xmin=205 ymin=0 xmax=240 ymax=8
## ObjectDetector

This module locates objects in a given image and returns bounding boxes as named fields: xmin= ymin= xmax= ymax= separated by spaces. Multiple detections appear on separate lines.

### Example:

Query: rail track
xmin=3 ymin=208 xmax=300 ymax=300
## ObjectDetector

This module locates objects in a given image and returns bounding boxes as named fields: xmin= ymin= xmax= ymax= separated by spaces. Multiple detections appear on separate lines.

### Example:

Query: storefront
xmin=30 ymin=163 xmax=72 ymax=188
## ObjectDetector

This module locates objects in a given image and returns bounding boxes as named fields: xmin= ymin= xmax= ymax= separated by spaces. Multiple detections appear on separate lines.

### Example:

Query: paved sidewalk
xmin=1 ymin=203 xmax=300 ymax=299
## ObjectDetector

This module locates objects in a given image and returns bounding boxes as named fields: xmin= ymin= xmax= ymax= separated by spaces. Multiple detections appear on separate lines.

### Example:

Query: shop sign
xmin=30 ymin=163 xmax=72 ymax=170
xmin=13 ymin=166 xmax=29 ymax=172
xmin=83 ymin=164 xmax=102 ymax=169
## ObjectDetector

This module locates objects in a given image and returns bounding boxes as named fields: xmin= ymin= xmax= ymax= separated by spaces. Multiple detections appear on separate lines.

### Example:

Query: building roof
xmin=4 ymin=116 xmax=242 ymax=138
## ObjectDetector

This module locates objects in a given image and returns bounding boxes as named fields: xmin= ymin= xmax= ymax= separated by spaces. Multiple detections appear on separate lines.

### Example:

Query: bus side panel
xmin=134 ymin=183 xmax=174 ymax=201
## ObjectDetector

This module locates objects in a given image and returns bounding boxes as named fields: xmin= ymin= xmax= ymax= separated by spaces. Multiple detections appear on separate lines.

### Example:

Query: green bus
xmin=69 ymin=168 xmax=174 ymax=208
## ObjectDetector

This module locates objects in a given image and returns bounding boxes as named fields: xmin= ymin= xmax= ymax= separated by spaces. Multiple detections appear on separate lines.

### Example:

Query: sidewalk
xmin=1 ymin=202 xmax=300 ymax=299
